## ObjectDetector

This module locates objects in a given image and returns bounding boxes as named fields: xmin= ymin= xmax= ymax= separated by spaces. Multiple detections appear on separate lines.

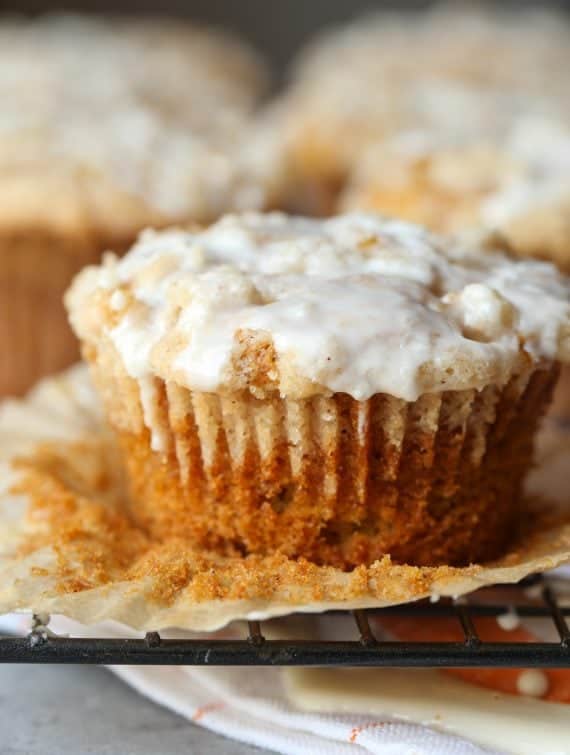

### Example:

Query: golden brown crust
xmin=9 ymin=437 xmax=479 ymax=606
xmin=89 ymin=359 xmax=558 ymax=570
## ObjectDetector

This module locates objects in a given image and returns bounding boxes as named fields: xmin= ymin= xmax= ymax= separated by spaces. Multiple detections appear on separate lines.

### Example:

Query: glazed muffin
xmin=279 ymin=4 xmax=570 ymax=211
xmin=0 ymin=14 xmax=270 ymax=396
xmin=66 ymin=213 xmax=570 ymax=569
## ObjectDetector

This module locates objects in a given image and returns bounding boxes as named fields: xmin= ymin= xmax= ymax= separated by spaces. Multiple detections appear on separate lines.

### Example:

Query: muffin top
xmin=282 ymin=4 xmax=570 ymax=178
xmin=341 ymin=117 xmax=570 ymax=272
xmin=0 ymin=14 xmax=271 ymax=229
xmin=67 ymin=212 xmax=570 ymax=402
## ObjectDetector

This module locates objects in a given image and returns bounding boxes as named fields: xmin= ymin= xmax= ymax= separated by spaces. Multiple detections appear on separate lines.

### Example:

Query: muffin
xmin=279 ymin=4 xmax=570 ymax=211
xmin=340 ymin=119 xmax=570 ymax=275
xmin=0 ymin=14 xmax=270 ymax=397
xmin=66 ymin=213 xmax=570 ymax=569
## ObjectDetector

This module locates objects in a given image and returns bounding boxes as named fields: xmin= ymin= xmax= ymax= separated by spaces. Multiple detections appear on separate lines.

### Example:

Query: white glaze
xmin=67 ymin=212 xmax=570 ymax=412
xmin=345 ymin=115 xmax=570 ymax=246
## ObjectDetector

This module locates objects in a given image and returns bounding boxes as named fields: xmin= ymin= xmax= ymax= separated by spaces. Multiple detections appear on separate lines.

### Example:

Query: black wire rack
xmin=0 ymin=574 xmax=568 ymax=667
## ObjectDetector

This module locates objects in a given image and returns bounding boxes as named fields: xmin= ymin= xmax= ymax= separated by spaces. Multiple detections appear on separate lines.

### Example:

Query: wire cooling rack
xmin=0 ymin=575 xmax=568 ymax=667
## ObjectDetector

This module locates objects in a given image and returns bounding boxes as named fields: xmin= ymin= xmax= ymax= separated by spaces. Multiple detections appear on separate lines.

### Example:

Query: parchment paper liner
xmin=0 ymin=365 xmax=568 ymax=633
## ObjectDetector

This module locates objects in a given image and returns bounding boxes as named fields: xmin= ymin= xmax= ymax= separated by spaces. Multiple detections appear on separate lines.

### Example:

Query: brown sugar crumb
xmin=12 ymin=439 xmax=151 ymax=590
xmin=30 ymin=566 xmax=49 ymax=577
xmin=230 ymin=329 xmax=280 ymax=394
xmin=9 ymin=437 xmax=468 ymax=608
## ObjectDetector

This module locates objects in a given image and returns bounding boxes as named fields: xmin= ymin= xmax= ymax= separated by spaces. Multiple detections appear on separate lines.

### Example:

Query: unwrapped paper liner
xmin=0 ymin=365 xmax=569 ymax=632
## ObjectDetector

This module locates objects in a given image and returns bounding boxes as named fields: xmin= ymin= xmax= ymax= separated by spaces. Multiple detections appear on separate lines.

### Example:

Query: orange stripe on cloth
xmin=192 ymin=701 xmax=226 ymax=721
xmin=349 ymin=721 xmax=386 ymax=743
xmin=375 ymin=616 xmax=570 ymax=703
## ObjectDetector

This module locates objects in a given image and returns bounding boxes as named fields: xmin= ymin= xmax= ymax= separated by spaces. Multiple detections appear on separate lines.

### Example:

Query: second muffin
xmin=0 ymin=14 xmax=270 ymax=396
xmin=66 ymin=213 xmax=570 ymax=569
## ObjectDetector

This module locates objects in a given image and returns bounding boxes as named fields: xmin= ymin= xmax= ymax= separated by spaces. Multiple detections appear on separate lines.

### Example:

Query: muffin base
xmin=94 ymin=357 xmax=559 ymax=570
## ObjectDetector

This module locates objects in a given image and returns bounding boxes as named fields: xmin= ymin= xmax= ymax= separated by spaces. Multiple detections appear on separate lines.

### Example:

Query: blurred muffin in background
xmin=0 ymin=14 xmax=274 ymax=396
xmin=341 ymin=118 xmax=570 ymax=274
xmin=278 ymin=3 xmax=570 ymax=213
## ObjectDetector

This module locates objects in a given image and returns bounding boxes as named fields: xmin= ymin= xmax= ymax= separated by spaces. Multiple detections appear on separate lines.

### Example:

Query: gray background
xmin=0 ymin=664 xmax=264 ymax=754
xmin=0 ymin=1 xmax=567 ymax=76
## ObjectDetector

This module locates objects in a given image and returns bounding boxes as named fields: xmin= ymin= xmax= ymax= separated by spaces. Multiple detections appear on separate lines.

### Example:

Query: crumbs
xmin=8 ymin=438 xmax=459 ymax=607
